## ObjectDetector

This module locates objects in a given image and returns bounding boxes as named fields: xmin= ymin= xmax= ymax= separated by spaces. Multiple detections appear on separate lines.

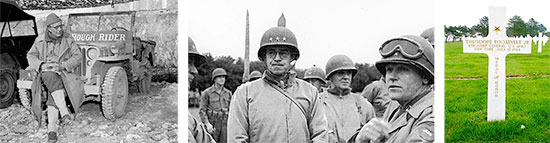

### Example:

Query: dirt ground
xmin=0 ymin=82 xmax=178 ymax=143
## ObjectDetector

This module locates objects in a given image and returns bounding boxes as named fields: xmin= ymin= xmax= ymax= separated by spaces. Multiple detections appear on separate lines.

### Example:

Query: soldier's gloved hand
xmin=356 ymin=118 xmax=390 ymax=143
xmin=205 ymin=123 xmax=215 ymax=133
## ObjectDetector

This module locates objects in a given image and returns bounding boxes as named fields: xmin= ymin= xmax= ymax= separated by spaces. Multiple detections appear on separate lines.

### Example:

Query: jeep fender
xmin=85 ymin=60 xmax=128 ymax=95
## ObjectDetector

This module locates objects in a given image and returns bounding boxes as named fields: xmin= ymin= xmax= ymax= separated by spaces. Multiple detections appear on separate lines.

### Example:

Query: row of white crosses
xmin=462 ymin=6 xmax=532 ymax=121
xmin=514 ymin=33 xmax=548 ymax=53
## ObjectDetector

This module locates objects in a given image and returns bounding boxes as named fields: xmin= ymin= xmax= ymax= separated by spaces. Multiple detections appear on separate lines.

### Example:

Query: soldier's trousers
xmin=42 ymin=71 xmax=70 ymax=133
xmin=209 ymin=117 xmax=227 ymax=143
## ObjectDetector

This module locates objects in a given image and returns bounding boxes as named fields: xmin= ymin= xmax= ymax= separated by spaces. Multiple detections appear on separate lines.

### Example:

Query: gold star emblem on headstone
xmin=494 ymin=26 xmax=501 ymax=32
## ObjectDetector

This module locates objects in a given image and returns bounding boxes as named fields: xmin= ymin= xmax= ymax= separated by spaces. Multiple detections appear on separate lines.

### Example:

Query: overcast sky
xmin=441 ymin=0 xmax=550 ymax=28
xmin=188 ymin=0 xmax=434 ymax=69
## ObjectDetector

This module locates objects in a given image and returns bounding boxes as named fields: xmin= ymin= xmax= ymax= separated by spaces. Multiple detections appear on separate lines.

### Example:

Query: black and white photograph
xmin=1 ymin=0 xmax=178 ymax=142
xmin=188 ymin=0 xmax=435 ymax=142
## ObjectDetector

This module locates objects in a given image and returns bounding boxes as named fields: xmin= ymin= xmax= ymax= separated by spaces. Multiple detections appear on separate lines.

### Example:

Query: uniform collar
xmin=207 ymin=84 xmax=229 ymax=94
xmin=262 ymin=70 xmax=296 ymax=89
xmin=406 ymin=91 xmax=433 ymax=119
xmin=326 ymin=87 xmax=351 ymax=97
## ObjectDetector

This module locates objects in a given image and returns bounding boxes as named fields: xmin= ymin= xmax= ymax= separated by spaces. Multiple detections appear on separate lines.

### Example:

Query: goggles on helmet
xmin=379 ymin=38 xmax=425 ymax=60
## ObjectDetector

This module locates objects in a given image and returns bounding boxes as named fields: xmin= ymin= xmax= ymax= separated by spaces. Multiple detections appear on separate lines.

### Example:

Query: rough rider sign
xmin=71 ymin=31 xmax=131 ymax=42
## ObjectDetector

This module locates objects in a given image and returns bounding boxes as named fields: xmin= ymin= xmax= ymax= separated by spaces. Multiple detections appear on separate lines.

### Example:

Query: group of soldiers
xmin=189 ymin=14 xmax=434 ymax=143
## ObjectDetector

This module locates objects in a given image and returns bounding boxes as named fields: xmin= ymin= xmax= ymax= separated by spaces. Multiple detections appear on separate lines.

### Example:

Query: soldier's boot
xmin=51 ymin=90 xmax=72 ymax=127
xmin=47 ymin=132 xmax=57 ymax=143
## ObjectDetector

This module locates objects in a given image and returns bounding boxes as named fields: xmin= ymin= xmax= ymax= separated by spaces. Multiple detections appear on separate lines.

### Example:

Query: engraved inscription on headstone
xmin=463 ymin=6 xmax=532 ymax=121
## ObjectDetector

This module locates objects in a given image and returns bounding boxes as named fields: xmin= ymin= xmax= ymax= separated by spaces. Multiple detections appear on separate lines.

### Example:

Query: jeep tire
xmin=0 ymin=69 xmax=17 ymax=108
xmin=137 ymin=60 xmax=152 ymax=93
xmin=101 ymin=66 xmax=129 ymax=120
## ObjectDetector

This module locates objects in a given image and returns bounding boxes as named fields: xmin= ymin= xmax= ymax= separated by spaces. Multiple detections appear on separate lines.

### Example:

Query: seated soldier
xmin=26 ymin=13 xmax=82 ymax=143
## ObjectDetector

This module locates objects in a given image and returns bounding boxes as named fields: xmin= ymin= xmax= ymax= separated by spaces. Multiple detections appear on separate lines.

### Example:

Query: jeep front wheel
xmin=0 ymin=69 xmax=17 ymax=108
xmin=101 ymin=66 xmax=129 ymax=120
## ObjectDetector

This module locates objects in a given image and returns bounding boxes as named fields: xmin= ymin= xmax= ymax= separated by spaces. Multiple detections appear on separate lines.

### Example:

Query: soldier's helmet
xmin=303 ymin=65 xmax=326 ymax=84
xmin=250 ymin=71 xmax=263 ymax=79
xmin=375 ymin=35 xmax=434 ymax=83
xmin=420 ymin=27 xmax=434 ymax=47
xmin=258 ymin=13 xmax=299 ymax=61
xmin=325 ymin=55 xmax=357 ymax=80
xmin=189 ymin=37 xmax=206 ymax=66
xmin=211 ymin=68 xmax=228 ymax=81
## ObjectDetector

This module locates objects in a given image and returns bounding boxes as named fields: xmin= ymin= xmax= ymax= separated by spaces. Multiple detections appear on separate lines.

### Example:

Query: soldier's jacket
xmin=348 ymin=91 xmax=434 ymax=143
xmin=199 ymin=84 xmax=232 ymax=124
xmin=188 ymin=113 xmax=216 ymax=143
xmin=27 ymin=34 xmax=81 ymax=72
xmin=27 ymin=34 xmax=83 ymax=128
xmin=383 ymin=91 xmax=434 ymax=142
xmin=360 ymin=80 xmax=390 ymax=118
xmin=227 ymin=73 xmax=328 ymax=143
xmin=321 ymin=89 xmax=375 ymax=143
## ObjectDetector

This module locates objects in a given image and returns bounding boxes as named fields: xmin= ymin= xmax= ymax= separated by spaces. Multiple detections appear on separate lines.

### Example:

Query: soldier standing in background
xmin=227 ymin=13 xmax=327 ymax=143
xmin=188 ymin=36 xmax=216 ymax=143
xmin=360 ymin=78 xmax=389 ymax=118
xmin=350 ymin=35 xmax=434 ymax=143
xmin=321 ymin=55 xmax=375 ymax=143
xmin=249 ymin=71 xmax=262 ymax=81
xmin=200 ymin=68 xmax=232 ymax=143
xmin=420 ymin=27 xmax=434 ymax=47
xmin=303 ymin=65 xmax=327 ymax=93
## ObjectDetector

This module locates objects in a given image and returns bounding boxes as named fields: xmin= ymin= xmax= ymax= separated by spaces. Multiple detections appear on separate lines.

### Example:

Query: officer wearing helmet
xmin=303 ymin=65 xmax=327 ymax=93
xmin=350 ymin=35 xmax=434 ymax=143
xmin=228 ymin=14 xmax=328 ymax=143
xmin=249 ymin=70 xmax=262 ymax=81
xmin=321 ymin=55 xmax=375 ymax=143
xmin=420 ymin=27 xmax=434 ymax=48
xmin=188 ymin=37 xmax=215 ymax=143
xmin=200 ymin=67 xmax=232 ymax=143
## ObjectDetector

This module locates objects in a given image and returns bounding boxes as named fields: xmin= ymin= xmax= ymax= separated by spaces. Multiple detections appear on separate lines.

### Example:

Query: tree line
xmin=445 ymin=16 xmax=548 ymax=42
xmin=190 ymin=53 xmax=383 ymax=93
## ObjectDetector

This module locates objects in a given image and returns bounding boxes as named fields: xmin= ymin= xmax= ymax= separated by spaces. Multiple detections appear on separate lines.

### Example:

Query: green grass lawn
xmin=445 ymin=42 xmax=550 ymax=78
xmin=445 ymin=40 xmax=550 ymax=142
xmin=445 ymin=77 xmax=550 ymax=142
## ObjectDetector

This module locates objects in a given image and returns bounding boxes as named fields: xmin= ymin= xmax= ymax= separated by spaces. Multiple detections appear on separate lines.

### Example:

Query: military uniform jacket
xmin=382 ymin=91 xmax=434 ymax=142
xmin=199 ymin=84 xmax=232 ymax=124
xmin=227 ymin=74 xmax=328 ymax=143
xmin=188 ymin=113 xmax=216 ymax=143
xmin=321 ymin=90 xmax=375 ymax=143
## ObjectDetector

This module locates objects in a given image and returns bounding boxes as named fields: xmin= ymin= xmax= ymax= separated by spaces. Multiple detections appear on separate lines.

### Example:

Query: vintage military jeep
xmin=0 ymin=0 xmax=38 ymax=108
xmin=17 ymin=11 xmax=156 ymax=119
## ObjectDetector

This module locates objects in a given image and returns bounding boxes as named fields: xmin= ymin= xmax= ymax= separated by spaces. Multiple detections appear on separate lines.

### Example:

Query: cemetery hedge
xmin=445 ymin=41 xmax=550 ymax=141
xmin=445 ymin=77 xmax=550 ymax=142
xmin=445 ymin=42 xmax=550 ymax=78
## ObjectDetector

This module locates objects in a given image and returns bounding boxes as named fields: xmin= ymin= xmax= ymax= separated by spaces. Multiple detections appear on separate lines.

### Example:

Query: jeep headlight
xmin=87 ymin=48 xmax=99 ymax=59
xmin=109 ymin=45 xmax=119 ymax=54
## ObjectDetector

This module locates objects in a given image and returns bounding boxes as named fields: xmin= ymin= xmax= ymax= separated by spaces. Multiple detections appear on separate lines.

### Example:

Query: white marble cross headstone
xmin=534 ymin=32 xmax=548 ymax=53
xmin=462 ymin=6 xmax=532 ymax=121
